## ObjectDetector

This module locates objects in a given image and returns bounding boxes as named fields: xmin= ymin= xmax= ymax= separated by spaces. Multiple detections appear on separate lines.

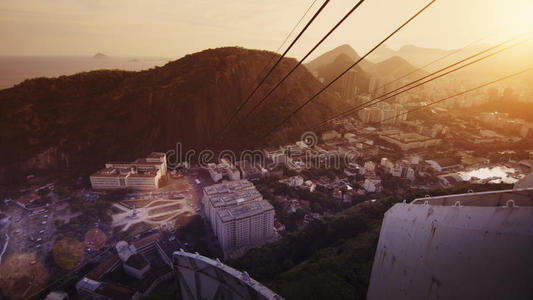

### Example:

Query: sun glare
xmin=498 ymin=0 xmax=533 ymax=36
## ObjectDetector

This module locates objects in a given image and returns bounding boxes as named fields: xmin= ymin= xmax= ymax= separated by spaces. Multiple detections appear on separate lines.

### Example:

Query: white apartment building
xmin=216 ymin=201 xmax=274 ymax=252
xmin=90 ymin=152 xmax=166 ymax=190
xmin=364 ymin=178 xmax=381 ymax=193
xmin=207 ymin=158 xmax=241 ymax=183
xmin=340 ymin=69 xmax=358 ymax=100
xmin=364 ymin=161 xmax=376 ymax=172
xmin=202 ymin=180 xmax=274 ymax=258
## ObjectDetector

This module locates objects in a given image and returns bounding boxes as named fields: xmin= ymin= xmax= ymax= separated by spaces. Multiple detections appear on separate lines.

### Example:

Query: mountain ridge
xmin=305 ymin=44 xmax=375 ymax=74
xmin=306 ymin=44 xmax=420 ymax=89
xmin=0 ymin=47 xmax=347 ymax=182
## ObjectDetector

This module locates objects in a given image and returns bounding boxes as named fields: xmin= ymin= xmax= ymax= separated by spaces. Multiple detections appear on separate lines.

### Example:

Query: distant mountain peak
xmin=93 ymin=53 xmax=109 ymax=59
xmin=381 ymin=55 xmax=409 ymax=64
xmin=398 ymin=44 xmax=417 ymax=50
xmin=305 ymin=44 xmax=361 ymax=72
xmin=399 ymin=44 xmax=446 ymax=52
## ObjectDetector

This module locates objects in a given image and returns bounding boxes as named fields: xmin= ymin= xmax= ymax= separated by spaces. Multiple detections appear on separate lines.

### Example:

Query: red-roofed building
xmin=274 ymin=221 xmax=286 ymax=233
xmin=16 ymin=192 xmax=40 ymax=208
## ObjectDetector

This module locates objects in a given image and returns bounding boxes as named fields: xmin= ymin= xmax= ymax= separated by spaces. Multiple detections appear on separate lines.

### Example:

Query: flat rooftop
xmin=411 ymin=188 xmax=533 ymax=207
xmin=204 ymin=180 xmax=262 ymax=208
xmin=91 ymin=168 xmax=119 ymax=177
xmin=96 ymin=283 xmax=136 ymax=300
xmin=129 ymin=169 xmax=159 ymax=178
xmin=428 ymin=157 xmax=461 ymax=167
xmin=147 ymin=152 xmax=166 ymax=158
xmin=382 ymin=132 xmax=434 ymax=143
xmin=217 ymin=200 xmax=273 ymax=222
xmin=125 ymin=253 xmax=149 ymax=269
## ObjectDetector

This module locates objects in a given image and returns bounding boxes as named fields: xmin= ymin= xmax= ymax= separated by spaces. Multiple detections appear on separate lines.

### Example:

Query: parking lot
xmin=111 ymin=173 xmax=211 ymax=231
xmin=1 ymin=201 xmax=58 ymax=267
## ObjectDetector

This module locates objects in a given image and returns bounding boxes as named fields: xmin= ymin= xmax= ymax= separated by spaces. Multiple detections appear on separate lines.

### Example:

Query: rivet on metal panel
xmin=242 ymin=271 xmax=251 ymax=282
xmin=454 ymin=201 xmax=461 ymax=207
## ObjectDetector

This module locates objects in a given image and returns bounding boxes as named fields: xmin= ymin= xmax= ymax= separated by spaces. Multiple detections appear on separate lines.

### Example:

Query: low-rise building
xmin=236 ymin=160 xmax=262 ymax=181
xmin=274 ymin=221 xmax=286 ymax=233
xmin=76 ymin=277 xmax=139 ymax=300
xmin=90 ymin=152 xmax=166 ymax=190
xmin=79 ymin=233 xmax=179 ymax=299
xmin=303 ymin=213 xmax=321 ymax=224
xmin=364 ymin=178 xmax=382 ymax=193
xmin=16 ymin=192 xmax=40 ymax=208
xmin=207 ymin=158 xmax=241 ymax=183
xmin=278 ymin=176 xmax=305 ymax=188
xmin=380 ymin=131 xmax=441 ymax=151
xmin=425 ymin=157 xmax=462 ymax=173
xmin=364 ymin=161 xmax=376 ymax=173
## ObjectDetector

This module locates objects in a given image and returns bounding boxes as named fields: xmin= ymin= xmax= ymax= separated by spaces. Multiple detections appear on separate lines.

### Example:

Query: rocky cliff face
xmin=0 ymin=47 xmax=346 ymax=178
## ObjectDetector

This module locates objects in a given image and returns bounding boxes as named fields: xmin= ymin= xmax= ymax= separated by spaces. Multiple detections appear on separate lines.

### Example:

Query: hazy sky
xmin=1 ymin=0 xmax=532 ymax=60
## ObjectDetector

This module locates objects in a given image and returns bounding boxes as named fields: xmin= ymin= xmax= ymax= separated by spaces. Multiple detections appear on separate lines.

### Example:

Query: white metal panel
xmin=368 ymin=202 xmax=533 ymax=300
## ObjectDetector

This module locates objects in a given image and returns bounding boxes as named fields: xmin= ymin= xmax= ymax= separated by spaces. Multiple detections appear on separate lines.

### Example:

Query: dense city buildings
xmin=89 ymin=152 xmax=167 ymax=190
xmin=340 ymin=69 xmax=358 ymax=100
xmin=358 ymin=102 xmax=408 ymax=125
xmin=368 ymin=76 xmax=384 ymax=96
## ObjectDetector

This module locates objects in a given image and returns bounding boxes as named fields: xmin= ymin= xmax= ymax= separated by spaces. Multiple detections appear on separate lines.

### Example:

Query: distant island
xmin=93 ymin=52 xmax=109 ymax=59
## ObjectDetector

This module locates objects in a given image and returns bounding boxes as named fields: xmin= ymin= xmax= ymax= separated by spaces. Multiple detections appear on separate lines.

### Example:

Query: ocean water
xmin=0 ymin=56 xmax=170 ymax=90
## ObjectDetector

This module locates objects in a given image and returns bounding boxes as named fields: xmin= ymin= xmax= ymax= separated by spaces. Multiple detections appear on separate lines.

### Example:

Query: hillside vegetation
xmin=0 ymin=47 xmax=348 ymax=183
